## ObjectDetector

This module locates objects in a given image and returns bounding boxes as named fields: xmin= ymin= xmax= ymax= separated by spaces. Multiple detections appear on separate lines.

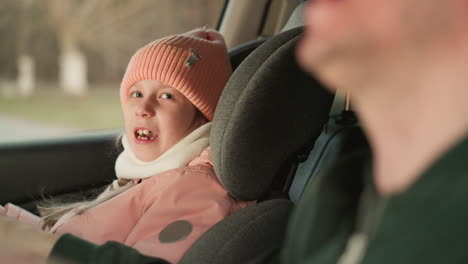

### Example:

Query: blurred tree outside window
xmin=0 ymin=0 xmax=225 ymax=142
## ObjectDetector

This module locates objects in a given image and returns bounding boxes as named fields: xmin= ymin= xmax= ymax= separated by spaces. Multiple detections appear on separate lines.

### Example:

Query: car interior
xmin=0 ymin=0 xmax=370 ymax=262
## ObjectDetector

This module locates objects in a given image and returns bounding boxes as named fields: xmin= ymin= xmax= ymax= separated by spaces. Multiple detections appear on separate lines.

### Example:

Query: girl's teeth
xmin=136 ymin=129 xmax=154 ymax=140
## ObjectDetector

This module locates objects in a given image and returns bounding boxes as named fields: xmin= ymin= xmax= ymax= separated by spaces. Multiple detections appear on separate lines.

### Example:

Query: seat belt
xmin=289 ymin=89 xmax=356 ymax=202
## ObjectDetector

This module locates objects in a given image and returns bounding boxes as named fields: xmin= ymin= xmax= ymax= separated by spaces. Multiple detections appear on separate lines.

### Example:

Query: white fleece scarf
xmin=114 ymin=122 xmax=211 ymax=187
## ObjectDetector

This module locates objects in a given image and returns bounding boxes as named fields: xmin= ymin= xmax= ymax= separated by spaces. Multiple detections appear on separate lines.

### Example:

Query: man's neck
xmin=354 ymin=60 xmax=468 ymax=195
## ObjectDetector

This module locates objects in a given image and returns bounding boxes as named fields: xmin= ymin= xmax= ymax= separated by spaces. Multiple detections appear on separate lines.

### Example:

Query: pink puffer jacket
xmin=3 ymin=148 xmax=250 ymax=263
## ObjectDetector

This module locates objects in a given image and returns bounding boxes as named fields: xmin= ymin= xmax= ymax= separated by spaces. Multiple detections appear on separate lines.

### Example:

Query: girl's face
xmin=122 ymin=80 xmax=206 ymax=162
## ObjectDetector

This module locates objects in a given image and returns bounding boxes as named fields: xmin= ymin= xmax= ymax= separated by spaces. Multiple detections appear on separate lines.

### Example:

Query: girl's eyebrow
xmin=158 ymin=86 xmax=179 ymax=93
xmin=127 ymin=87 xmax=139 ymax=96
xmin=129 ymin=83 xmax=142 ymax=91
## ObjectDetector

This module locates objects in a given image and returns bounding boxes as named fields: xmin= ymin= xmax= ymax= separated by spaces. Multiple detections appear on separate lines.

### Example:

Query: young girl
xmin=0 ymin=28 xmax=248 ymax=263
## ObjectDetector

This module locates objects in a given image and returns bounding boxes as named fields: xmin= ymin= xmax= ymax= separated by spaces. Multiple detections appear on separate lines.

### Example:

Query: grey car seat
xmin=181 ymin=26 xmax=334 ymax=263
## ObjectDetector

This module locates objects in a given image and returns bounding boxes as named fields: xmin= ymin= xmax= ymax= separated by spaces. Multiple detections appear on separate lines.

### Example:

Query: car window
xmin=0 ymin=0 xmax=225 ymax=143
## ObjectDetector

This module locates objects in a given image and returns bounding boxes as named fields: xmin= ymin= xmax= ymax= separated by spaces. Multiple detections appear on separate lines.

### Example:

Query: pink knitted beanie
xmin=120 ymin=28 xmax=232 ymax=121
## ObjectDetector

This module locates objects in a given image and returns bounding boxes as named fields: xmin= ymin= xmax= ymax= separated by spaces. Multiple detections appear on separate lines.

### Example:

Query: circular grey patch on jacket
xmin=159 ymin=220 xmax=193 ymax=243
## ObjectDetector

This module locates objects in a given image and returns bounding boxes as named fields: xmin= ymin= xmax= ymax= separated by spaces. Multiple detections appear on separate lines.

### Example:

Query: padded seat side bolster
xmin=180 ymin=199 xmax=293 ymax=264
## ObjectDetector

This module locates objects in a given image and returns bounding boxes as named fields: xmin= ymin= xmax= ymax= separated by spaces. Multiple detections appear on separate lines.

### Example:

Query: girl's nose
xmin=135 ymin=100 xmax=156 ymax=118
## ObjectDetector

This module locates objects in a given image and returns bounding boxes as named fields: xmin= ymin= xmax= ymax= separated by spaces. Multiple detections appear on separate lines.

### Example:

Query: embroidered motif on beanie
xmin=185 ymin=48 xmax=201 ymax=67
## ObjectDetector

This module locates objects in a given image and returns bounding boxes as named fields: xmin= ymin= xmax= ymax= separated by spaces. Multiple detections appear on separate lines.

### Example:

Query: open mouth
xmin=134 ymin=128 xmax=156 ymax=141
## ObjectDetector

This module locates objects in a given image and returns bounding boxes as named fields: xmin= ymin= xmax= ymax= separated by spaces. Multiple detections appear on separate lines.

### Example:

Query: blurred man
xmin=280 ymin=0 xmax=468 ymax=263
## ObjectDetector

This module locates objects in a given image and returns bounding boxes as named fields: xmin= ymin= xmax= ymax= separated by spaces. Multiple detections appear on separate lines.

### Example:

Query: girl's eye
xmin=131 ymin=91 xmax=143 ymax=98
xmin=160 ymin=93 xmax=173 ymax=99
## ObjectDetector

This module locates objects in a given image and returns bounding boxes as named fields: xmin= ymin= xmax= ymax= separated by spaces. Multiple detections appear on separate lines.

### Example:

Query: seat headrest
xmin=211 ymin=27 xmax=334 ymax=201
xmin=281 ymin=2 xmax=307 ymax=32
